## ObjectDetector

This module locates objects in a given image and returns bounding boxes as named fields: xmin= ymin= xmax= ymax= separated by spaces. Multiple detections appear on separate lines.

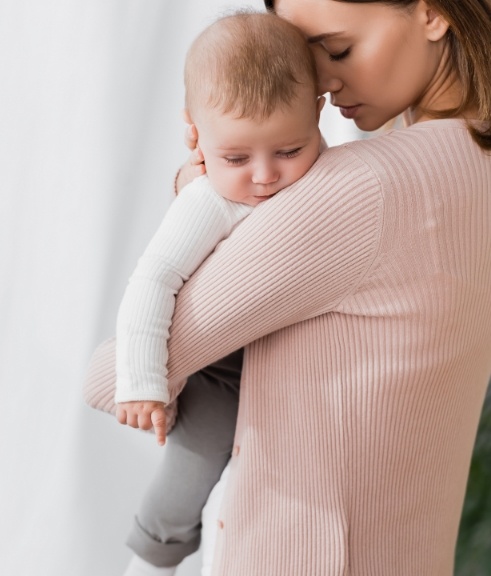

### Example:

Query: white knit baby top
xmin=115 ymin=175 xmax=252 ymax=404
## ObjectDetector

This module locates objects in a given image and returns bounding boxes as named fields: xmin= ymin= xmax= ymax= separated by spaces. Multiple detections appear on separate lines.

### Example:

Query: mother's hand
xmin=175 ymin=122 xmax=206 ymax=193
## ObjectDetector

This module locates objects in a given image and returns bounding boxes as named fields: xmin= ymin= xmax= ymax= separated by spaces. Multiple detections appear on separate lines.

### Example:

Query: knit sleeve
xmin=115 ymin=175 xmax=252 ymax=404
xmin=165 ymin=147 xmax=383 ymax=395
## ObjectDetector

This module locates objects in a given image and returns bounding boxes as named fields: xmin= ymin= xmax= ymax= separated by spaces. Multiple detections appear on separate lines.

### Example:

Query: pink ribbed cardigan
xmin=85 ymin=119 xmax=491 ymax=576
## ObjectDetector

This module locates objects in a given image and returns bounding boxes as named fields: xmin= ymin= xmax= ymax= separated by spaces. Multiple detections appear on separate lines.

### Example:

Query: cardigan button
xmin=217 ymin=520 xmax=224 ymax=529
xmin=233 ymin=445 xmax=240 ymax=457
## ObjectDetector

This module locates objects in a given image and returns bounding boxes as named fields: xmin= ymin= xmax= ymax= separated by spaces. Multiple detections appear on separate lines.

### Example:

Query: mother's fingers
xmin=176 ymin=158 xmax=206 ymax=193
xmin=184 ymin=123 xmax=198 ymax=151
xmin=193 ymin=146 xmax=204 ymax=165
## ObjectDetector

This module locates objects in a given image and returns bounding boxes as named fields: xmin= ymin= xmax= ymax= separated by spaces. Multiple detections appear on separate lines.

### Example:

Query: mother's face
xmin=275 ymin=0 xmax=449 ymax=131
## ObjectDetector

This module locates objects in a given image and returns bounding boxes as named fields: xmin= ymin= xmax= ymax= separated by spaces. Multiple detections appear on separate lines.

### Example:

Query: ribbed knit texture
xmin=115 ymin=176 xmax=252 ymax=404
xmin=84 ymin=119 xmax=491 ymax=575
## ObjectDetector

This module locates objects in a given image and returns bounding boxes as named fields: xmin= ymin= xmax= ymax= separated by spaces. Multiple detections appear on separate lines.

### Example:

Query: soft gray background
xmin=0 ymin=1 xmax=360 ymax=574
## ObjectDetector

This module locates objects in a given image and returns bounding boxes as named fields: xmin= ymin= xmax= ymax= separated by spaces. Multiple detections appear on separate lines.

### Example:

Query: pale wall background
xmin=0 ymin=1 xmax=360 ymax=575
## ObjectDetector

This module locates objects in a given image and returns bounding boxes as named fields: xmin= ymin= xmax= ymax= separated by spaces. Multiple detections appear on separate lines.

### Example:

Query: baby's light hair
xmin=184 ymin=10 xmax=318 ymax=121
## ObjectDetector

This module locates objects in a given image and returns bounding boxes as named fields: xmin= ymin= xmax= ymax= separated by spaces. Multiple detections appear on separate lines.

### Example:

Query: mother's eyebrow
xmin=307 ymin=32 xmax=345 ymax=43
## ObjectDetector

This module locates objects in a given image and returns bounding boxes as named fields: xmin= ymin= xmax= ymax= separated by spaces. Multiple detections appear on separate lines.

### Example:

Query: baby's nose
xmin=251 ymin=164 xmax=279 ymax=185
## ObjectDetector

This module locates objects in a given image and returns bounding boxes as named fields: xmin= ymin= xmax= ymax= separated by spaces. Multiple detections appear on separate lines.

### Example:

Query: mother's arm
xmin=165 ymin=147 xmax=383 ymax=397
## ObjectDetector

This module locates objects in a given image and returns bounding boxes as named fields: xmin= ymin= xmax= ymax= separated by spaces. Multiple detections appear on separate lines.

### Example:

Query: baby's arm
xmin=115 ymin=176 xmax=252 ymax=442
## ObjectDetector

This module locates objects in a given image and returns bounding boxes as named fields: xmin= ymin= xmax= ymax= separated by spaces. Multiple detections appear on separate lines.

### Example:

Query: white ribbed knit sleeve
xmin=115 ymin=175 xmax=252 ymax=404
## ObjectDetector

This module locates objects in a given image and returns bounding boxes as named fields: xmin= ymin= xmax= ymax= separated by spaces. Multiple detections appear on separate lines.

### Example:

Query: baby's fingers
xmin=138 ymin=412 xmax=154 ymax=431
xmin=151 ymin=407 xmax=167 ymax=446
xmin=116 ymin=404 xmax=128 ymax=425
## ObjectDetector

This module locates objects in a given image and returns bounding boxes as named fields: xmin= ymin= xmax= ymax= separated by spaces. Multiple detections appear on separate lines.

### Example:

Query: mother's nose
xmin=318 ymin=74 xmax=343 ymax=96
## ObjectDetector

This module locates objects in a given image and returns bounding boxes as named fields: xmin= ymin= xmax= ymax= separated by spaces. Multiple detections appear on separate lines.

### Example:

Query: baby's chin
xmin=253 ymin=194 xmax=278 ymax=206
xmin=219 ymin=193 xmax=276 ymax=208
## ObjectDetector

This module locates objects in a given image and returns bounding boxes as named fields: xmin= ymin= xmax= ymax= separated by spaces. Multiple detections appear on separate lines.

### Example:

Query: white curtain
xmin=0 ymin=1 xmax=360 ymax=575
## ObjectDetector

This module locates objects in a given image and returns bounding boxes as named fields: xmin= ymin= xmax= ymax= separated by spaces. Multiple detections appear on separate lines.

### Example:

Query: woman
xmin=88 ymin=1 xmax=491 ymax=574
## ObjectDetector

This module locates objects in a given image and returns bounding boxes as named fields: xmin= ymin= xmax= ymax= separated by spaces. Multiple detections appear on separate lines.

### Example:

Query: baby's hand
xmin=116 ymin=401 xmax=167 ymax=446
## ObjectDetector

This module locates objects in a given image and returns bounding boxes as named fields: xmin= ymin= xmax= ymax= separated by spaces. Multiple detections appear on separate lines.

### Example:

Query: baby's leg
xmin=126 ymin=348 xmax=243 ymax=568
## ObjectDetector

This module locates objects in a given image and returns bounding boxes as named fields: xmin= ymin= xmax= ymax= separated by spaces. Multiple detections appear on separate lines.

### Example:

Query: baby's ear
xmin=316 ymin=96 xmax=326 ymax=122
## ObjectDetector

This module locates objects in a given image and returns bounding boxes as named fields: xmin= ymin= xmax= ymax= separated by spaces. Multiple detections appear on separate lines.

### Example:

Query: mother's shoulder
xmin=350 ymin=118 xmax=468 ymax=154
xmin=319 ymin=118 xmax=473 ymax=180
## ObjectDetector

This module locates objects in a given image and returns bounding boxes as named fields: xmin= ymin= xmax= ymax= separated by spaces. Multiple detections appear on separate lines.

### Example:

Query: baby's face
xmin=193 ymin=89 xmax=323 ymax=207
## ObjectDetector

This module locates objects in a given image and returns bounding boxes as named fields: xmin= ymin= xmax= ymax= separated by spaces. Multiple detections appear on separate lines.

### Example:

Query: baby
xmin=115 ymin=10 xmax=324 ymax=576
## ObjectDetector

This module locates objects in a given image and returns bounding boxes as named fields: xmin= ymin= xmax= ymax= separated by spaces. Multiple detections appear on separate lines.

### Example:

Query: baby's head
xmin=184 ymin=11 xmax=324 ymax=206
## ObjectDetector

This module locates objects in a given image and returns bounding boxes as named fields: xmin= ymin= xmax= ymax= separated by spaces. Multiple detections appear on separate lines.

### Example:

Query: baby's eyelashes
xmin=224 ymin=156 xmax=247 ymax=166
xmin=277 ymin=147 xmax=302 ymax=158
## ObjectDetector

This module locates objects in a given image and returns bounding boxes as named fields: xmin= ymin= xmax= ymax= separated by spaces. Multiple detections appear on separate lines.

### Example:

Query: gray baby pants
xmin=126 ymin=349 xmax=243 ymax=567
